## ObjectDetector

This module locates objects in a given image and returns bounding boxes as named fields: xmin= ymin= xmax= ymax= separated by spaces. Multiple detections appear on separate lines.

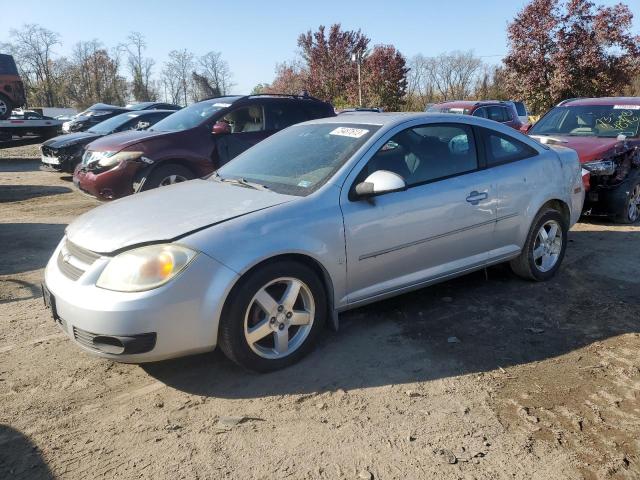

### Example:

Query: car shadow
xmin=142 ymin=229 xmax=640 ymax=399
xmin=0 ymin=424 xmax=54 ymax=480
xmin=0 ymin=159 xmax=42 ymax=172
xmin=0 ymin=223 xmax=66 ymax=275
xmin=0 ymin=185 xmax=72 ymax=203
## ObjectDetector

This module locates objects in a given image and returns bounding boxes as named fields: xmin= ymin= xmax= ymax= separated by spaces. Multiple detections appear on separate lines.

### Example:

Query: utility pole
xmin=351 ymin=50 xmax=363 ymax=107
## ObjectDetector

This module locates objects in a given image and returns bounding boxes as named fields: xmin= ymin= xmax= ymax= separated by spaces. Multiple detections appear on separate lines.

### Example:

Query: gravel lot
xmin=1 ymin=143 xmax=639 ymax=479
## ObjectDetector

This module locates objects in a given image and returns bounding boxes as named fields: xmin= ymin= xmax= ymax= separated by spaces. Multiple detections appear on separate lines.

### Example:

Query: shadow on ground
xmin=0 ymin=223 xmax=65 ymax=275
xmin=0 ymin=185 xmax=71 ymax=203
xmin=0 ymin=425 xmax=53 ymax=480
xmin=143 ymin=229 xmax=640 ymax=399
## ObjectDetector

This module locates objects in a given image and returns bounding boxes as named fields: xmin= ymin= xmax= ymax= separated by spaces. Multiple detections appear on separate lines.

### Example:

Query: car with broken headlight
xmin=41 ymin=110 xmax=175 ymax=173
xmin=43 ymin=112 xmax=584 ymax=372
xmin=528 ymin=97 xmax=640 ymax=223
xmin=72 ymin=94 xmax=335 ymax=200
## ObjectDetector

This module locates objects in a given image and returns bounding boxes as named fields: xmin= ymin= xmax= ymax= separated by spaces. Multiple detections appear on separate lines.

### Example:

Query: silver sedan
xmin=44 ymin=113 xmax=585 ymax=371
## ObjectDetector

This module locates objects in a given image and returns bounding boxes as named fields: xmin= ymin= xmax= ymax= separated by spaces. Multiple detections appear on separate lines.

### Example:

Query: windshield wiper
xmin=216 ymin=173 xmax=269 ymax=191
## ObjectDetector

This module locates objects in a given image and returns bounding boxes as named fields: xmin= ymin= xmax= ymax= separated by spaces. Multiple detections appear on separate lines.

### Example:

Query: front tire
xmin=140 ymin=164 xmax=194 ymax=191
xmin=510 ymin=209 xmax=567 ymax=281
xmin=219 ymin=260 xmax=327 ymax=372
xmin=614 ymin=179 xmax=640 ymax=224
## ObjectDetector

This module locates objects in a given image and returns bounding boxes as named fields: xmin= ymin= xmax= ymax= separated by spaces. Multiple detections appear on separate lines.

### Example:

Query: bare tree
xmin=4 ymin=24 xmax=61 ymax=106
xmin=198 ymin=51 xmax=234 ymax=96
xmin=162 ymin=49 xmax=194 ymax=106
xmin=428 ymin=51 xmax=482 ymax=100
xmin=126 ymin=32 xmax=156 ymax=102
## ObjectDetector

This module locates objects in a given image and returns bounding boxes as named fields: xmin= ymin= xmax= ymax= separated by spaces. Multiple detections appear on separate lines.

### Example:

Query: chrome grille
xmin=57 ymin=239 xmax=101 ymax=281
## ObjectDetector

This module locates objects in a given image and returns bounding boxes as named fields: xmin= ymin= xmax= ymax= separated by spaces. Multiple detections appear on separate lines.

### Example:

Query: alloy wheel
xmin=159 ymin=174 xmax=187 ymax=186
xmin=244 ymin=277 xmax=315 ymax=360
xmin=532 ymin=219 xmax=563 ymax=273
xmin=0 ymin=100 xmax=7 ymax=116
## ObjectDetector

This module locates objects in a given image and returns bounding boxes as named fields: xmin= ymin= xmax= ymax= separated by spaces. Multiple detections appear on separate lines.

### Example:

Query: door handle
xmin=466 ymin=191 xmax=488 ymax=205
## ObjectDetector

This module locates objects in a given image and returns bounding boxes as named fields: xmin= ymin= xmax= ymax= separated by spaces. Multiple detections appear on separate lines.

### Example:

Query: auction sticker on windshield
xmin=329 ymin=127 xmax=369 ymax=138
xmin=613 ymin=105 xmax=640 ymax=110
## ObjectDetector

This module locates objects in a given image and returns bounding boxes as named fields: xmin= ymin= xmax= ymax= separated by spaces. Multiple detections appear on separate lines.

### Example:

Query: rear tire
xmin=614 ymin=178 xmax=640 ymax=224
xmin=510 ymin=209 xmax=567 ymax=281
xmin=140 ymin=164 xmax=194 ymax=191
xmin=219 ymin=260 xmax=327 ymax=372
xmin=0 ymin=94 xmax=12 ymax=120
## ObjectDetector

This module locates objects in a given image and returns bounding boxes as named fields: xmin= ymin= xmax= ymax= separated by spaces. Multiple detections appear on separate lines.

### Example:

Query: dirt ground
xmin=1 ymin=143 xmax=639 ymax=480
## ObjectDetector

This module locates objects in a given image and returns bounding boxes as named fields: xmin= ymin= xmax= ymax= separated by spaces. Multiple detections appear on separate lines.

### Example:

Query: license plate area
xmin=41 ymin=283 xmax=60 ymax=323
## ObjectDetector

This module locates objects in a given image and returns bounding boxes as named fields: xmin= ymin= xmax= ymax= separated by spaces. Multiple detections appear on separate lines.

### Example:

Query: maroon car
xmin=528 ymin=97 xmax=640 ymax=223
xmin=73 ymin=94 xmax=335 ymax=200
xmin=427 ymin=100 xmax=527 ymax=132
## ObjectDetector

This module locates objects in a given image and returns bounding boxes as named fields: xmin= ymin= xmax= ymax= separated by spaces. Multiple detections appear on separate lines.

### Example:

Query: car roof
xmin=435 ymin=100 xmax=509 ymax=108
xmin=559 ymin=96 xmax=640 ymax=107
xmin=304 ymin=112 xmax=457 ymax=127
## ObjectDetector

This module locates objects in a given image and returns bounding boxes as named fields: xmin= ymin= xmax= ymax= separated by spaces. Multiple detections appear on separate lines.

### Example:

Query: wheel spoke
xmin=281 ymin=280 xmax=302 ymax=311
xmin=541 ymin=254 xmax=554 ymax=271
xmin=254 ymin=289 xmax=278 ymax=314
xmin=274 ymin=329 xmax=288 ymax=354
xmin=246 ymin=319 xmax=273 ymax=345
xmin=538 ymin=228 xmax=548 ymax=242
xmin=533 ymin=245 xmax=545 ymax=260
xmin=547 ymin=224 xmax=558 ymax=241
xmin=289 ymin=311 xmax=312 ymax=326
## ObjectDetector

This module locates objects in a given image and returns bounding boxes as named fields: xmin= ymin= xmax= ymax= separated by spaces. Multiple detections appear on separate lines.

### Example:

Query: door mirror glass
xmin=212 ymin=121 xmax=231 ymax=135
xmin=354 ymin=170 xmax=406 ymax=199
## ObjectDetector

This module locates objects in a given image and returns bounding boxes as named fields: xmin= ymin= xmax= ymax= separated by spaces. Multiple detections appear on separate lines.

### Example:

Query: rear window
xmin=0 ymin=54 xmax=19 ymax=76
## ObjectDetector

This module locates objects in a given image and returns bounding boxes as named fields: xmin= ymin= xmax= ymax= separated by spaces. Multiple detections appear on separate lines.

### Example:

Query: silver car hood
xmin=66 ymin=179 xmax=294 ymax=254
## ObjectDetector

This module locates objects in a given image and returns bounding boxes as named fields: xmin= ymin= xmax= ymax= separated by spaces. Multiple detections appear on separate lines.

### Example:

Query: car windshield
xmin=216 ymin=123 xmax=380 ymax=196
xmin=530 ymin=105 xmax=640 ymax=138
xmin=150 ymin=97 xmax=241 ymax=132
xmin=87 ymin=113 xmax=141 ymax=134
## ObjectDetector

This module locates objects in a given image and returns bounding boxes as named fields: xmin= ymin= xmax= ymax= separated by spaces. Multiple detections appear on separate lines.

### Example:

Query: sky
xmin=3 ymin=0 xmax=639 ymax=94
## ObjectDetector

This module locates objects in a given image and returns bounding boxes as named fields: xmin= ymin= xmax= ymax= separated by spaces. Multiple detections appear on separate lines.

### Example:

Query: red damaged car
xmin=73 ymin=94 xmax=335 ymax=200
xmin=529 ymin=97 xmax=640 ymax=223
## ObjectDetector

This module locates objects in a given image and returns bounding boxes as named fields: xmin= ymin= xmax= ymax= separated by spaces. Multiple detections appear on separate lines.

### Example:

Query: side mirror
xmin=353 ymin=170 xmax=406 ymax=199
xmin=212 ymin=121 xmax=231 ymax=135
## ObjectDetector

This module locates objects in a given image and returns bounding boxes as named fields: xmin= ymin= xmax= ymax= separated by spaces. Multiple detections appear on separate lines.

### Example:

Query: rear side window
xmin=514 ymin=102 xmax=527 ymax=117
xmin=487 ymin=106 xmax=509 ymax=122
xmin=265 ymin=102 xmax=307 ymax=130
xmin=302 ymin=102 xmax=334 ymax=119
xmin=481 ymin=128 xmax=537 ymax=166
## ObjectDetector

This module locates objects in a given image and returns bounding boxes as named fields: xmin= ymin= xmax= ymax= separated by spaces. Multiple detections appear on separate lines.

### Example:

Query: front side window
xmin=221 ymin=104 xmax=265 ymax=133
xmin=472 ymin=107 xmax=487 ymax=119
xmin=216 ymin=123 xmax=379 ymax=196
xmin=482 ymin=128 xmax=537 ymax=166
xmin=360 ymin=123 xmax=478 ymax=187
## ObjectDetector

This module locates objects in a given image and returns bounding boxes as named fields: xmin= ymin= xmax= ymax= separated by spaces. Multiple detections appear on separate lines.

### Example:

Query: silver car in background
xmin=43 ymin=113 xmax=584 ymax=372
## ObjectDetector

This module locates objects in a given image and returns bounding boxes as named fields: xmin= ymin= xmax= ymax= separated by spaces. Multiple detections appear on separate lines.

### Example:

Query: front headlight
xmin=582 ymin=159 xmax=616 ymax=176
xmin=86 ymin=150 xmax=143 ymax=169
xmin=96 ymin=244 xmax=197 ymax=292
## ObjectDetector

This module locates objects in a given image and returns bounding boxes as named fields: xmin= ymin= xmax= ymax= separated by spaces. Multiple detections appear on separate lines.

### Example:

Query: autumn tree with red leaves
xmin=362 ymin=45 xmax=409 ymax=111
xmin=504 ymin=0 xmax=640 ymax=114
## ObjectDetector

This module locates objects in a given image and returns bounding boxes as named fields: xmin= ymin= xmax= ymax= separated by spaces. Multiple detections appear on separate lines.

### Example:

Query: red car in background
xmin=529 ymin=97 xmax=640 ymax=223
xmin=427 ymin=100 xmax=527 ymax=131
xmin=73 ymin=94 xmax=335 ymax=200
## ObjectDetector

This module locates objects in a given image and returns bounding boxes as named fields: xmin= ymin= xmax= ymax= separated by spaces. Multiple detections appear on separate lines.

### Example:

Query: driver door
xmin=215 ymin=103 xmax=271 ymax=165
xmin=340 ymin=122 xmax=496 ymax=303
